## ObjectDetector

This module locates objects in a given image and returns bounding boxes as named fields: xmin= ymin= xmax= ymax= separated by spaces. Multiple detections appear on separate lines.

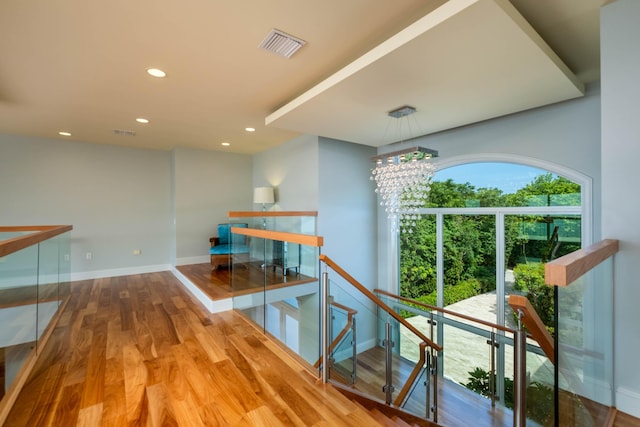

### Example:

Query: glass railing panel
xmin=37 ymin=235 xmax=60 ymax=342
xmin=232 ymin=235 xmax=267 ymax=332
xmin=556 ymin=257 xmax=614 ymax=426
xmin=0 ymin=243 xmax=39 ymax=400
xmin=327 ymin=276 xmax=385 ymax=400
xmin=58 ymin=231 xmax=71 ymax=303
xmin=383 ymin=313 xmax=432 ymax=417
xmin=328 ymin=308 xmax=356 ymax=386
xmin=231 ymin=232 xmax=321 ymax=370
xmin=375 ymin=293 xmax=436 ymax=419
xmin=501 ymin=334 xmax=555 ymax=426
xmin=403 ymin=357 xmax=440 ymax=420
xmin=439 ymin=314 xmax=494 ymax=397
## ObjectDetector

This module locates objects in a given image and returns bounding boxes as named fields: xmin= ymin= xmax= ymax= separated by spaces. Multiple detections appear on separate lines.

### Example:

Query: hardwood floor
xmin=5 ymin=270 xmax=639 ymax=426
xmin=4 ymin=272 xmax=394 ymax=426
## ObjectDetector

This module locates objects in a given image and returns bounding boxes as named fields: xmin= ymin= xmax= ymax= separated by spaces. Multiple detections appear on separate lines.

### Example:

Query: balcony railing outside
xmin=0 ymin=225 xmax=72 ymax=423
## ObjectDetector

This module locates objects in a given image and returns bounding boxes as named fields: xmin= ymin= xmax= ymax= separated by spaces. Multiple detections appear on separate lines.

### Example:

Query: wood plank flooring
xmin=4 ymin=272 xmax=391 ymax=426
xmin=5 ymin=269 xmax=640 ymax=426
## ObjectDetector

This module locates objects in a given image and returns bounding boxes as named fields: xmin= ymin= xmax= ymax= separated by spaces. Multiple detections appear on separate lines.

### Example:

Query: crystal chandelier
xmin=371 ymin=146 xmax=438 ymax=234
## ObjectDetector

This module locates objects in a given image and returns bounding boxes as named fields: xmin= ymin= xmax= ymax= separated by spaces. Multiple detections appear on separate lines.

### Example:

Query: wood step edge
xmin=329 ymin=381 xmax=440 ymax=427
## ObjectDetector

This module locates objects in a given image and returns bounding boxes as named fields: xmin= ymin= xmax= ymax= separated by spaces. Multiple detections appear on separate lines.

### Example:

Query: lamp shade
xmin=253 ymin=187 xmax=275 ymax=204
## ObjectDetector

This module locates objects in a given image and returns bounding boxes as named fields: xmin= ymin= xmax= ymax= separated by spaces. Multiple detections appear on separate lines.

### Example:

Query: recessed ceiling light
xmin=221 ymin=142 xmax=231 ymax=147
xmin=245 ymin=127 xmax=255 ymax=132
xmin=146 ymin=68 xmax=166 ymax=78
xmin=136 ymin=118 xmax=150 ymax=124
xmin=58 ymin=131 xmax=72 ymax=136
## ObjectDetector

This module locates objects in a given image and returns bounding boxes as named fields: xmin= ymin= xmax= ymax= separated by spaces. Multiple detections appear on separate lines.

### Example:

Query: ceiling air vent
xmin=259 ymin=29 xmax=306 ymax=58
xmin=113 ymin=129 xmax=136 ymax=137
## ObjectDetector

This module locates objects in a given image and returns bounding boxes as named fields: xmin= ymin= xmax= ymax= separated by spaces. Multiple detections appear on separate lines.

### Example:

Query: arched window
xmin=397 ymin=156 xmax=590 ymax=407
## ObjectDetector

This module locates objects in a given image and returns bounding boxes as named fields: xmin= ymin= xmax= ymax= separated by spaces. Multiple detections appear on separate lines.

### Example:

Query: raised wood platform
xmin=176 ymin=262 xmax=316 ymax=302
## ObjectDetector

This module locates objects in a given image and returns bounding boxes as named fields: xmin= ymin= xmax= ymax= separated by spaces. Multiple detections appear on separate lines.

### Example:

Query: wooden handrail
xmin=313 ymin=302 xmax=358 ymax=369
xmin=545 ymin=239 xmax=619 ymax=287
xmin=329 ymin=301 xmax=357 ymax=317
xmin=0 ymin=225 xmax=73 ymax=258
xmin=374 ymin=289 xmax=515 ymax=334
xmin=231 ymin=227 xmax=323 ymax=247
xmin=228 ymin=211 xmax=318 ymax=217
xmin=319 ymin=254 xmax=442 ymax=352
xmin=394 ymin=342 xmax=428 ymax=407
xmin=508 ymin=295 xmax=555 ymax=364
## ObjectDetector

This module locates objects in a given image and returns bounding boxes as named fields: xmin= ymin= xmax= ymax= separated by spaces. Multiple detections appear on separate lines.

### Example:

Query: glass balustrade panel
xmin=37 ymin=236 xmax=60 ymax=344
xmin=439 ymin=315 xmax=494 ymax=401
xmin=58 ymin=232 xmax=71 ymax=303
xmin=327 ymin=276 xmax=384 ymax=401
xmin=328 ymin=314 xmax=355 ymax=386
xmin=231 ymin=232 xmax=320 ymax=370
xmin=233 ymin=236 xmax=267 ymax=332
xmin=501 ymin=335 xmax=555 ymax=426
xmin=382 ymin=313 xmax=435 ymax=420
xmin=556 ymin=258 xmax=614 ymax=426
xmin=402 ymin=361 xmax=430 ymax=418
xmin=0 ymin=243 xmax=39 ymax=399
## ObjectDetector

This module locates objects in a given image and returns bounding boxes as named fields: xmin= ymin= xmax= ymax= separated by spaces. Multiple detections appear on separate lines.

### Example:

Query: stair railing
xmin=374 ymin=288 xmax=518 ymax=411
xmin=319 ymin=254 xmax=442 ymax=423
xmin=314 ymin=301 xmax=358 ymax=385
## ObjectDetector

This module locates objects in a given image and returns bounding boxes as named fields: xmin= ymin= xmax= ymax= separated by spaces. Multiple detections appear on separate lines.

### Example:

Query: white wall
xmin=318 ymin=137 xmax=378 ymax=349
xmin=172 ymin=148 xmax=252 ymax=264
xmin=601 ymin=0 xmax=640 ymax=417
xmin=318 ymin=137 xmax=377 ymax=282
xmin=0 ymin=134 xmax=172 ymax=276
xmin=252 ymin=134 xmax=319 ymax=211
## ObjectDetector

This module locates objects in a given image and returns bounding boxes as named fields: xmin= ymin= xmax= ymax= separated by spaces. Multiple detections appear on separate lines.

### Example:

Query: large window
xmin=398 ymin=160 xmax=586 ymax=408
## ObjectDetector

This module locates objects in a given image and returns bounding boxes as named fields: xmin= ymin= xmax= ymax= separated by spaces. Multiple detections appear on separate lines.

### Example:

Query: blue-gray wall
xmin=601 ymin=0 xmax=640 ymax=417
xmin=0 ymin=134 xmax=172 ymax=275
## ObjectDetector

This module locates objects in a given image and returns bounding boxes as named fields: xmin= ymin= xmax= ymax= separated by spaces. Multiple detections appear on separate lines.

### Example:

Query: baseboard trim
xmin=616 ymin=386 xmax=640 ymax=418
xmin=70 ymin=264 xmax=171 ymax=281
xmin=176 ymin=256 xmax=209 ymax=266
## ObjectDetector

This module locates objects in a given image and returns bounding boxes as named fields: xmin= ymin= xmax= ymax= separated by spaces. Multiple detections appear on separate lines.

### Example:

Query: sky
xmin=433 ymin=162 xmax=548 ymax=194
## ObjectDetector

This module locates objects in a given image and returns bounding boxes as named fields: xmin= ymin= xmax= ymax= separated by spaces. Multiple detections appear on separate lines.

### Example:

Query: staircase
xmin=332 ymin=382 xmax=439 ymax=427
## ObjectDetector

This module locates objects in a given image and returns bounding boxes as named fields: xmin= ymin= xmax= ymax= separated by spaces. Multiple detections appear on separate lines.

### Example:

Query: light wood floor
xmin=4 ymin=272 xmax=398 ymax=426
xmin=5 ymin=270 xmax=639 ymax=426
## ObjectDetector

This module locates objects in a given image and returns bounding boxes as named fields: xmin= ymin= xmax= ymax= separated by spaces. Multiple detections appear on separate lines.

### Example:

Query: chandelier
xmin=371 ymin=146 xmax=438 ymax=234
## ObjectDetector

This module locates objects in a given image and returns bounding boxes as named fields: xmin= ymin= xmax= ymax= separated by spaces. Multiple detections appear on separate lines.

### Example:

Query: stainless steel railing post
xmin=382 ymin=322 xmax=394 ymax=404
xmin=432 ymin=350 xmax=438 ymax=423
xmin=425 ymin=350 xmax=431 ymax=419
xmin=488 ymin=331 xmax=497 ymax=407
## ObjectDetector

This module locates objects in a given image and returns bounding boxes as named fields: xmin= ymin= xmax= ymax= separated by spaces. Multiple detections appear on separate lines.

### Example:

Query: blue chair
xmin=209 ymin=223 xmax=249 ymax=270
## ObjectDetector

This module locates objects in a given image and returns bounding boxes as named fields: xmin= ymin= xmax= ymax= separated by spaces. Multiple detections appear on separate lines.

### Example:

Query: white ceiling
xmin=0 ymin=0 xmax=605 ymax=154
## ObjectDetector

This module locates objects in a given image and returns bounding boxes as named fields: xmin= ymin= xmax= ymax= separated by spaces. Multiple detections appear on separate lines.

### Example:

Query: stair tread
xmin=371 ymin=408 xmax=401 ymax=427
